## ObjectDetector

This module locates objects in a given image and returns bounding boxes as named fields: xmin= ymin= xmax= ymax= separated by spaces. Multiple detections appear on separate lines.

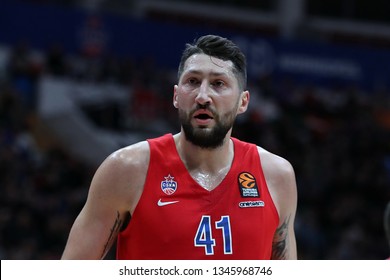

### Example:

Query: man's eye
xmin=188 ymin=78 xmax=199 ymax=84
xmin=213 ymin=80 xmax=225 ymax=87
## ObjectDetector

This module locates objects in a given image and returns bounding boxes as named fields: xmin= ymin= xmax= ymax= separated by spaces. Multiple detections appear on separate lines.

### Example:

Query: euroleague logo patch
xmin=238 ymin=172 xmax=260 ymax=197
xmin=161 ymin=174 xmax=177 ymax=195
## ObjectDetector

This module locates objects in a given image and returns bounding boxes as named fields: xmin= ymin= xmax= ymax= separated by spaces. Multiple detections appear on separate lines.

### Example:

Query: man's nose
xmin=195 ymin=81 xmax=211 ymax=105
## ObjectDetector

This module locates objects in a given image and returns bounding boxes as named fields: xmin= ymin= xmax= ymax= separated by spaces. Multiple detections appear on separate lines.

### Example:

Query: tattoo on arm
xmin=101 ymin=211 xmax=123 ymax=259
xmin=271 ymin=215 xmax=290 ymax=260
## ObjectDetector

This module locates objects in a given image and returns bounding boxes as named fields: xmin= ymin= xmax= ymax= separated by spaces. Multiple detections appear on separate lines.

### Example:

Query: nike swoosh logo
xmin=157 ymin=199 xmax=179 ymax=206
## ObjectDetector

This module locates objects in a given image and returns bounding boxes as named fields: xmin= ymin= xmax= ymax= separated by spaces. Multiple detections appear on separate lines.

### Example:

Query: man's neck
xmin=174 ymin=132 xmax=234 ymax=190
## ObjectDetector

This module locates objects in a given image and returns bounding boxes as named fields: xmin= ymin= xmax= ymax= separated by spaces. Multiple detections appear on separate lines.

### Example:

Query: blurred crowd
xmin=1 ymin=33 xmax=390 ymax=259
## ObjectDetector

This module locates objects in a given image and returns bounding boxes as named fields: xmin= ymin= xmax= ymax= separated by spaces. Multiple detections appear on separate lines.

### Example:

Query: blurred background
xmin=1 ymin=0 xmax=390 ymax=260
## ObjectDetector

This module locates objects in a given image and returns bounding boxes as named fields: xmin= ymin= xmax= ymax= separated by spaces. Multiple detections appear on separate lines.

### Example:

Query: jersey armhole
xmin=257 ymin=149 xmax=280 ymax=226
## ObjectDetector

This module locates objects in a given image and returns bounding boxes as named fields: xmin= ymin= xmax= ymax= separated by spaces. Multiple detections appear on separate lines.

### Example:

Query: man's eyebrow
xmin=184 ymin=69 xmax=229 ymax=77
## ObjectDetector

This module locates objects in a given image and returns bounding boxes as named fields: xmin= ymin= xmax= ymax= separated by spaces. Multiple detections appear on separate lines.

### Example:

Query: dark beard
xmin=179 ymin=107 xmax=235 ymax=149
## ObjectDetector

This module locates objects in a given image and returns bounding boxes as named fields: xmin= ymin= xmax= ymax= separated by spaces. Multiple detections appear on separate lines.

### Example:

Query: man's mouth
xmin=194 ymin=113 xmax=213 ymax=120
xmin=193 ymin=110 xmax=214 ymax=126
xmin=193 ymin=110 xmax=214 ymax=120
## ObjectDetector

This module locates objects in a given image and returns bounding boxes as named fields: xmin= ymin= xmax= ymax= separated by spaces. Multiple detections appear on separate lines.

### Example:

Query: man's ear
xmin=173 ymin=85 xmax=178 ymax=108
xmin=237 ymin=90 xmax=250 ymax=114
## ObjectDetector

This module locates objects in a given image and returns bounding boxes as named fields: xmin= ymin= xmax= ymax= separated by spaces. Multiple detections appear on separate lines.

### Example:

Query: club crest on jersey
xmin=161 ymin=174 xmax=177 ymax=195
xmin=238 ymin=172 xmax=260 ymax=197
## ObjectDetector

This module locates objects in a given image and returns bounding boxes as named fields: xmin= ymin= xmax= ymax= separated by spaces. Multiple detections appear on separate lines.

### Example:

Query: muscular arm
xmin=259 ymin=148 xmax=298 ymax=260
xmin=271 ymin=214 xmax=296 ymax=259
xmin=61 ymin=142 xmax=148 ymax=259
xmin=62 ymin=208 xmax=127 ymax=259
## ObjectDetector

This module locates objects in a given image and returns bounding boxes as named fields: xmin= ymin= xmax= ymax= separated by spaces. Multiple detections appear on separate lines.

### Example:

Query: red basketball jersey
xmin=116 ymin=134 xmax=279 ymax=259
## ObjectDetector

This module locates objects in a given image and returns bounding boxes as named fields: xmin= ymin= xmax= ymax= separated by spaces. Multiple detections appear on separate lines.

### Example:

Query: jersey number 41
xmin=194 ymin=215 xmax=232 ymax=255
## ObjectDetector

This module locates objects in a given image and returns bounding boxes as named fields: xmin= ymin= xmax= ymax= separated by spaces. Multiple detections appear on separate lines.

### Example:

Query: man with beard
xmin=61 ymin=35 xmax=298 ymax=260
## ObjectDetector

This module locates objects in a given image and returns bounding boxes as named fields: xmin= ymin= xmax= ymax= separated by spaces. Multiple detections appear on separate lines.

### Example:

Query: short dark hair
xmin=177 ymin=35 xmax=247 ymax=90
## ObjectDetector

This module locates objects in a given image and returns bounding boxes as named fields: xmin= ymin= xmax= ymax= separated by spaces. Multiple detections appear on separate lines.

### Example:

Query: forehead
xmin=182 ymin=53 xmax=235 ymax=78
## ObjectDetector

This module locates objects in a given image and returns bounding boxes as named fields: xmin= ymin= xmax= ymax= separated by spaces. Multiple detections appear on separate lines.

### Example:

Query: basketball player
xmin=61 ymin=35 xmax=298 ymax=260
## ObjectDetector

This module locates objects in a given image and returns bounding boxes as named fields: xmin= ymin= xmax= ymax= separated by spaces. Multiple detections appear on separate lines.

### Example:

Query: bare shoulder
xmin=101 ymin=140 xmax=150 ymax=176
xmin=257 ymin=147 xmax=296 ymax=185
xmin=257 ymin=147 xmax=298 ymax=259
xmin=257 ymin=147 xmax=297 ymax=216
xmin=89 ymin=140 xmax=150 ymax=214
